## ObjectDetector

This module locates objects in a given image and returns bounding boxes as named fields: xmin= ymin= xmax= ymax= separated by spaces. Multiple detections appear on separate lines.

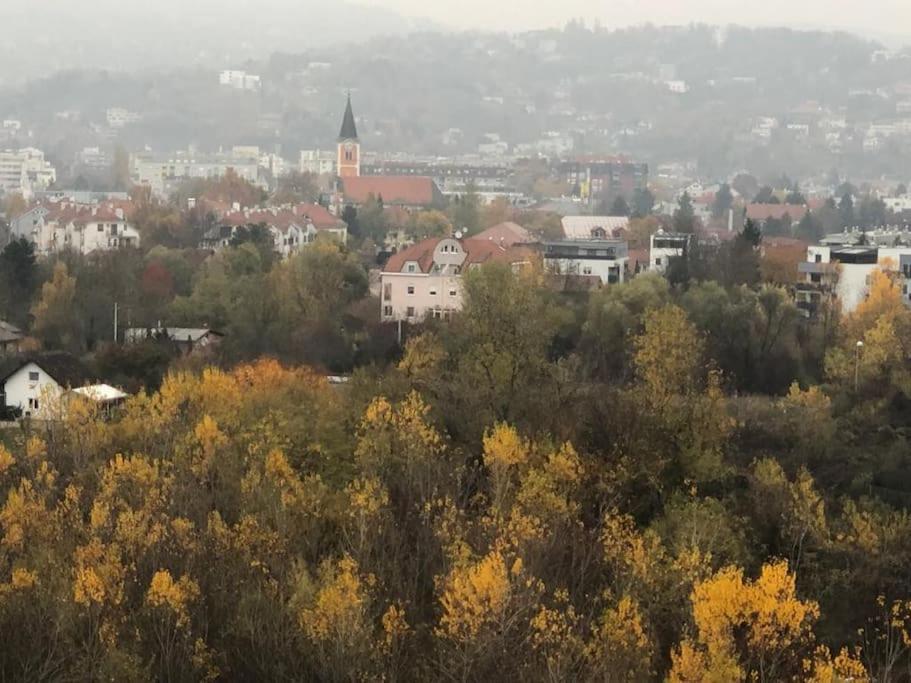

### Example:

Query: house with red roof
xmin=200 ymin=206 xmax=347 ymax=257
xmin=380 ymin=236 xmax=536 ymax=322
xmin=8 ymin=201 xmax=140 ymax=255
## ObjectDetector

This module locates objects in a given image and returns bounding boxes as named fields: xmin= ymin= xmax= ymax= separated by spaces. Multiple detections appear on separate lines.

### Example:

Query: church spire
xmin=338 ymin=92 xmax=358 ymax=141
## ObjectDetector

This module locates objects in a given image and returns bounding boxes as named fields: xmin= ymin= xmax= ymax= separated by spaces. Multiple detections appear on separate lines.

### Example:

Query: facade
xmin=650 ymin=231 xmax=691 ymax=273
xmin=0 ymin=148 xmax=56 ymax=198
xmin=559 ymin=157 xmax=648 ymax=203
xmin=337 ymin=95 xmax=360 ymax=178
xmin=300 ymin=150 xmax=336 ymax=176
xmin=796 ymin=229 xmax=911 ymax=316
xmin=9 ymin=202 xmax=140 ymax=255
xmin=130 ymin=149 xmax=260 ymax=197
xmin=380 ymin=237 xmax=535 ymax=322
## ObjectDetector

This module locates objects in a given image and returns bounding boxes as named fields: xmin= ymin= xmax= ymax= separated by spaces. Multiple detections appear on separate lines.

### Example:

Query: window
xmin=582 ymin=266 xmax=592 ymax=275
xmin=406 ymin=306 xmax=415 ymax=318
xmin=655 ymin=258 xmax=662 ymax=266
xmin=407 ymin=264 xmax=416 ymax=273
xmin=815 ymin=254 xmax=822 ymax=263
xmin=383 ymin=284 xmax=392 ymax=301
xmin=28 ymin=398 xmax=39 ymax=411
xmin=97 ymin=224 xmax=104 ymax=232
xmin=449 ymin=289 xmax=457 ymax=297
xmin=407 ymin=285 xmax=415 ymax=295
xmin=429 ymin=288 xmax=438 ymax=296
xmin=383 ymin=305 xmax=393 ymax=317
xmin=28 ymin=371 xmax=39 ymax=382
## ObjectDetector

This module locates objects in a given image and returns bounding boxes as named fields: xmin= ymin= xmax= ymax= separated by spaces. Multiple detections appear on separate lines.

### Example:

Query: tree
xmin=785 ymin=186 xmax=807 ymax=205
xmin=357 ymin=194 xmax=388 ymax=242
xmin=753 ymin=186 xmax=779 ymax=204
xmin=731 ymin=173 xmax=760 ymax=201
xmin=410 ymin=210 xmax=452 ymax=239
xmin=0 ymin=238 xmax=37 ymax=326
xmin=631 ymin=187 xmax=656 ymax=218
xmin=2 ymin=192 xmax=27 ymax=219
xmin=448 ymin=184 xmax=481 ymax=234
xmin=838 ymin=192 xmax=855 ymax=228
xmin=610 ymin=195 xmax=631 ymax=217
xmin=271 ymin=170 xmax=320 ymax=205
xmin=634 ymin=304 xmax=704 ymax=404
xmin=31 ymin=262 xmax=81 ymax=351
xmin=112 ymin=144 xmax=131 ymax=191
xmin=342 ymin=205 xmax=360 ymax=238
xmin=673 ymin=192 xmax=696 ymax=233
xmin=711 ymin=183 xmax=734 ymax=218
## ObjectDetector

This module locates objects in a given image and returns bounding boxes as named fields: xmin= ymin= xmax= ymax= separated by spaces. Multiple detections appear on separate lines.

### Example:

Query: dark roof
xmin=0 ymin=352 xmax=90 ymax=388
xmin=0 ymin=321 xmax=23 ymax=344
xmin=338 ymin=94 xmax=358 ymax=141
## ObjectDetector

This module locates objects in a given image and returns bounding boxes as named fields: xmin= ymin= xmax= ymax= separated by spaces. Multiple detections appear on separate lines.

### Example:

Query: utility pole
xmin=854 ymin=340 xmax=864 ymax=392
xmin=113 ymin=302 xmax=118 ymax=343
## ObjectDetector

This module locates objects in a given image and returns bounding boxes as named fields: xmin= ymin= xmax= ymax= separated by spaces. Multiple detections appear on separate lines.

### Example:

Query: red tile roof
xmin=382 ymin=237 xmax=535 ymax=274
xmin=473 ymin=222 xmax=533 ymax=246
xmin=746 ymin=203 xmax=808 ymax=222
xmin=342 ymin=176 xmax=440 ymax=207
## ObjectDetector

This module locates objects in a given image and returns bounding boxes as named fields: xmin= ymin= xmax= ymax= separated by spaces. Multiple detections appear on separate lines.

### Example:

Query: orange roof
xmin=746 ymin=203 xmax=808 ymax=222
xmin=342 ymin=176 xmax=440 ymax=207
xmin=293 ymin=203 xmax=344 ymax=230
xmin=383 ymin=236 xmax=534 ymax=274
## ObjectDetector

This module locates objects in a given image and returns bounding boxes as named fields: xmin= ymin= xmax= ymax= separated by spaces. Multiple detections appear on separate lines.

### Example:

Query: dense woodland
xmin=2 ymin=180 xmax=911 ymax=678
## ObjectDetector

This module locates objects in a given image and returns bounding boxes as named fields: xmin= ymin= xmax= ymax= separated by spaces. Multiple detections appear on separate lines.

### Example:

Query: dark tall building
xmin=559 ymin=157 xmax=648 ymax=203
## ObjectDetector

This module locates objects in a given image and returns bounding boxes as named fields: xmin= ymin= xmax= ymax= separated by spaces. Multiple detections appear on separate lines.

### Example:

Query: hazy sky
xmin=358 ymin=0 xmax=911 ymax=41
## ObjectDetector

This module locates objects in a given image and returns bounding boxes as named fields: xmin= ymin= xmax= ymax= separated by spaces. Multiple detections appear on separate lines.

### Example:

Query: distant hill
xmin=0 ymin=0 xmax=434 ymax=84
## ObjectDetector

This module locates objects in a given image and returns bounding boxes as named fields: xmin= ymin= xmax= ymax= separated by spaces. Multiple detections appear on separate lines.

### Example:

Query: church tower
xmin=337 ymin=93 xmax=360 ymax=178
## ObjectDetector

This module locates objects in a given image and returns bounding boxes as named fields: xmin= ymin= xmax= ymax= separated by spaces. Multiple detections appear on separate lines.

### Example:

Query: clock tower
xmin=337 ymin=93 xmax=360 ymax=178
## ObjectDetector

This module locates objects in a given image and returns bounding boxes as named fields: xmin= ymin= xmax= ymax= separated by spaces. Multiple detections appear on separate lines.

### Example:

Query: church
xmin=334 ymin=96 xmax=443 ymax=210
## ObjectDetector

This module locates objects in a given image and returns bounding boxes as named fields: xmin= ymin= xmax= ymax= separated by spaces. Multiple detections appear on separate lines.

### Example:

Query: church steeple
xmin=337 ymin=93 xmax=361 ymax=178
xmin=338 ymin=93 xmax=358 ymax=141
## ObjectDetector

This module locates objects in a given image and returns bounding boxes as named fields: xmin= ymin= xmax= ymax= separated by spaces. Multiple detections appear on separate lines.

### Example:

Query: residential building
xmin=105 ymin=108 xmax=141 ymax=129
xmin=219 ymin=70 xmax=261 ymax=91
xmin=543 ymin=238 xmax=628 ymax=284
xmin=130 ymin=149 xmax=261 ymax=197
xmin=9 ymin=201 xmax=140 ymax=255
xmin=561 ymin=216 xmax=629 ymax=240
xmin=559 ymin=157 xmax=648 ymax=203
xmin=124 ymin=328 xmax=224 ymax=356
xmin=380 ymin=236 xmax=535 ymax=322
xmin=0 ymin=353 xmax=89 ymax=419
xmin=300 ymin=150 xmax=336 ymax=176
xmin=0 ymin=321 xmax=23 ymax=355
xmin=0 ymin=148 xmax=56 ymax=198
xmin=796 ymin=229 xmax=911 ymax=316
xmin=650 ymin=231 xmax=691 ymax=273
xmin=473 ymin=222 xmax=534 ymax=246
xmin=199 ymin=204 xmax=347 ymax=256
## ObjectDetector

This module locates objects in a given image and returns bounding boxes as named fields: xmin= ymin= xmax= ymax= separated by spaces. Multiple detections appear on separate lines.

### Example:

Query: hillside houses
xmin=200 ymin=204 xmax=348 ymax=256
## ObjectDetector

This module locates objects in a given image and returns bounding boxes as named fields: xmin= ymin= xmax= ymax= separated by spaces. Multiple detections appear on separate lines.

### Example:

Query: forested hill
xmin=2 ymin=24 xmax=911 ymax=179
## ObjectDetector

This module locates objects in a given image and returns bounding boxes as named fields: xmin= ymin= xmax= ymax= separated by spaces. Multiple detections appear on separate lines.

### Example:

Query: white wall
xmin=545 ymin=257 xmax=627 ymax=284
xmin=380 ymin=273 xmax=463 ymax=321
xmin=2 ymin=363 xmax=62 ymax=418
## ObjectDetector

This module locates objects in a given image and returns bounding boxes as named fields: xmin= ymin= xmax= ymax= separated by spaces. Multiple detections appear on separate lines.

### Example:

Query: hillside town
xmin=3 ymin=11 xmax=911 ymax=682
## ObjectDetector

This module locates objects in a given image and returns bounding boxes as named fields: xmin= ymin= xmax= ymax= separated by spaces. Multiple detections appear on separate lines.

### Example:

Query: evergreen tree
xmin=673 ymin=192 xmax=696 ymax=233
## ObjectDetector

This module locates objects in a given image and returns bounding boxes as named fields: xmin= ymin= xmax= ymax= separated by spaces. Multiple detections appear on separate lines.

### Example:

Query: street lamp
xmin=854 ymin=340 xmax=864 ymax=393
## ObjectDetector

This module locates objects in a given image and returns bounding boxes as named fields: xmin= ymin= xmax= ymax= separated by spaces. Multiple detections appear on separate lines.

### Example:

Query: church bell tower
xmin=337 ymin=93 xmax=360 ymax=178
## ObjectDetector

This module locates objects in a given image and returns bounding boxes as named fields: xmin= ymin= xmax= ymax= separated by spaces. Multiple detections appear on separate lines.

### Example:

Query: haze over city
xmin=3 ymin=2 xmax=911 ymax=681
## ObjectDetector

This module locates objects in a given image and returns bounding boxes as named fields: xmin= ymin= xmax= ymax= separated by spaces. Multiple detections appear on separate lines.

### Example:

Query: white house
xmin=543 ymin=239 xmax=628 ymax=285
xmin=0 ymin=355 xmax=88 ymax=419
xmin=650 ymin=231 xmax=691 ymax=273
xmin=8 ymin=202 xmax=140 ymax=255
xmin=0 ymin=148 xmax=56 ymax=198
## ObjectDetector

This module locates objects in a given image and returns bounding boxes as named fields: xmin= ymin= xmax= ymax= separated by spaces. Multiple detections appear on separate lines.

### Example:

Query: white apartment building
xmin=131 ymin=150 xmax=261 ymax=197
xmin=218 ymin=70 xmax=261 ymax=91
xmin=797 ymin=230 xmax=911 ymax=315
xmin=0 ymin=148 xmax=56 ymax=198
xmin=299 ymin=150 xmax=337 ymax=176
xmin=543 ymin=239 xmax=628 ymax=284
xmin=105 ymin=108 xmax=142 ymax=129
xmin=9 ymin=202 xmax=140 ymax=255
